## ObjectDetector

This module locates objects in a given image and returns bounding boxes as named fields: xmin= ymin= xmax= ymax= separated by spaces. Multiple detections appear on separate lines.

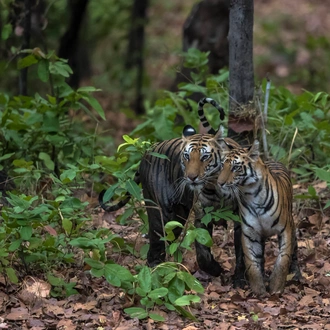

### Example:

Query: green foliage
xmin=201 ymin=206 xmax=241 ymax=226
xmin=267 ymin=87 xmax=330 ymax=166
xmin=96 ymin=49 xmax=330 ymax=321
xmin=1 ymin=39 xmax=329 ymax=322
xmin=0 ymin=181 xmax=90 ymax=279
xmin=0 ymin=52 xmax=107 ymax=295
xmin=124 ymin=263 xmax=203 ymax=321
xmin=47 ymin=273 xmax=78 ymax=297
xmin=263 ymin=85 xmax=330 ymax=208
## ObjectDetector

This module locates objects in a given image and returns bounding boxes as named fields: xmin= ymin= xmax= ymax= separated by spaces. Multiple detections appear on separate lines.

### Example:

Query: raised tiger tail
xmin=99 ymin=171 xmax=140 ymax=212
xmin=198 ymin=97 xmax=225 ymax=134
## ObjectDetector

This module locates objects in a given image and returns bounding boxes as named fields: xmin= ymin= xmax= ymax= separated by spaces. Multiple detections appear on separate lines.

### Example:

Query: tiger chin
xmin=217 ymin=139 xmax=301 ymax=296
xmin=99 ymin=97 xmax=239 ymax=278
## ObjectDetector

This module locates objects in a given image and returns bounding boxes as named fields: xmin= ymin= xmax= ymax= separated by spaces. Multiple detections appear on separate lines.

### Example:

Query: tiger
xmin=217 ymin=139 xmax=301 ymax=296
xmin=99 ymin=97 xmax=240 ymax=276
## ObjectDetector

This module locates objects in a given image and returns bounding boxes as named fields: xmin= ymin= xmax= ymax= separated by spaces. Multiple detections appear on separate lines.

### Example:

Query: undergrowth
xmin=0 ymin=48 xmax=329 ymax=322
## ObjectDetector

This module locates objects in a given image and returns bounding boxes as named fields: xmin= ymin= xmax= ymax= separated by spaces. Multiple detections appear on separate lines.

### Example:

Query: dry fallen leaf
xmin=18 ymin=277 xmax=51 ymax=305
xmin=5 ymin=307 xmax=29 ymax=321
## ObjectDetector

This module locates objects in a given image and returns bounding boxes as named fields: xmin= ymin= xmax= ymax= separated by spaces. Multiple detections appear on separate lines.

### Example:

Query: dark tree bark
xmin=58 ymin=0 xmax=90 ymax=88
xmin=228 ymin=0 xmax=255 ymax=145
xmin=125 ymin=0 xmax=149 ymax=115
xmin=173 ymin=0 xmax=229 ymax=101
xmin=183 ymin=0 xmax=229 ymax=74
xmin=19 ymin=0 xmax=32 ymax=95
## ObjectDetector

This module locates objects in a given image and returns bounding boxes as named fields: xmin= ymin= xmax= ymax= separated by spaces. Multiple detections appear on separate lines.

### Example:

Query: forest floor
xmin=1 ymin=180 xmax=330 ymax=329
xmin=1 ymin=0 xmax=330 ymax=329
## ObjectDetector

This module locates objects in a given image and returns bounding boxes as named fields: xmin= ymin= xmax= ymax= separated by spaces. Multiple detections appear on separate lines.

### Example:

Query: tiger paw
xmin=233 ymin=276 xmax=248 ymax=289
xmin=249 ymin=282 xmax=268 ymax=297
xmin=198 ymin=261 xmax=223 ymax=277
xmin=269 ymin=279 xmax=285 ymax=295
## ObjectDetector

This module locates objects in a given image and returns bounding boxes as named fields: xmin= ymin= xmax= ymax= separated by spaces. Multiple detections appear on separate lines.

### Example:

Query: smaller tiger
xmin=217 ymin=139 xmax=301 ymax=296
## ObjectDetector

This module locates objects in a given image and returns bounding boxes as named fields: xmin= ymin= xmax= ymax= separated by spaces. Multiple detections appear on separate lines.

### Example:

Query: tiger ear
xmin=214 ymin=125 xmax=224 ymax=140
xmin=247 ymin=140 xmax=260 ymax=161
xmin=218 ymin=139 xmax=235 ymax=153
xmin=182 ymin=125 xmax=196 ymax=139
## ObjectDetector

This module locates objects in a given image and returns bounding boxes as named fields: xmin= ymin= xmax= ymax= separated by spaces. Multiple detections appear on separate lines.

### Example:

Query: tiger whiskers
xmin=170 ymin=177 xmax=187 ymax=201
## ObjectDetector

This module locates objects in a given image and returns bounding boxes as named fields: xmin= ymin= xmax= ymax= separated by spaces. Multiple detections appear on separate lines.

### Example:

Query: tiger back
xmin=217 ymin=139 xmax=301 ymax=296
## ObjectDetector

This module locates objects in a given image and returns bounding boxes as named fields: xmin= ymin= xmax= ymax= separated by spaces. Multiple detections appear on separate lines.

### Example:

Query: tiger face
xmin=217 ymin=140 xmax=260 ymax=189
xmin=180 ymin=128 xmax=224 ymax=191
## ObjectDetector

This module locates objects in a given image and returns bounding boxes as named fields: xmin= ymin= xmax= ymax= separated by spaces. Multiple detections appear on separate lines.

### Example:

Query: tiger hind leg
xmin=269 ymin=230 xmax=301 ymax=294
xmin=269 ymin=256 xmax=290 ymax=295
xmin=269 ymin=229 xmax=294 ymax=294
xmin=289 ymin=236 xmax=302 ymax=280
xmin=146 ymin=203 xmax=173 ymax=267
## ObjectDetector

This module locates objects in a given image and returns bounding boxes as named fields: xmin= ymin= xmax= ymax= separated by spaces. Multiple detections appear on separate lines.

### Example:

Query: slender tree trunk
xmin=228 ymin=0 xmax=255 ymax=145
xmin=58 ymin=0 xmax=90 ymax=88
xmin=19 ymin=0 xmax=32 ymax=95
xmin=125 ymin=0 xmax=149 ymax=115
xmin=172 ymin=0 xmax=229 ymax=100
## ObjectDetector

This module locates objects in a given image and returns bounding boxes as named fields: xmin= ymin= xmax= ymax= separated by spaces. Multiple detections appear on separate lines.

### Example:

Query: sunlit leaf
xmin=81 ymin=95 xmax=105 ymax=120
xmin=174 ymin=294 xmax=200 ymax=306
xmin=149 ymin=313 xmax=165 ymax=322
xmin=124 ymin=307 xmax=148 ymax=319
xmin=194 ymin=228 xmax=213 ymax=247
xmin=125 ymin=179 xmax=141 ymax=200
xmin=20 ymin=226 xmax=32 ymax=240
xmin=177 ymin=272 xmax=204 ymax=293
xmin=165 ymin=221 xmax=184 ymax=231
xmin=39 ymin=152 xmax=55 ymax=170
xmin=6 ymin=268 xmax=18 ymax=284
xmin=17 ymin=54 xmax=38 ymax=70
xmin=138 ymin=266 xmax=152 ymax=293
xmin=104 ymin=264 xmax=134 ymax=287
xmin=62 ymin=218 xmax=72 ymax=235
xmin=148 ymin=287 xmax=168 ymax=300
xmin=38 ymin=59 xmax=49 ymax=82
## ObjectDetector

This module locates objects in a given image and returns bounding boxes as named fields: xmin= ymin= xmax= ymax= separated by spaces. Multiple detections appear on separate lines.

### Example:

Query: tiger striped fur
xmin=99 ymin=97 xmax=238 ymax=275
xmin=217 ymin=139 xmax=301 ymax=296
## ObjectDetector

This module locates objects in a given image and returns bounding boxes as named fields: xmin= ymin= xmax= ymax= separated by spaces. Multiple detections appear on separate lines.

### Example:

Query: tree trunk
xmin=125 ymin=0 xmax=149 ymax=115
xmin=19 ymin=0 xmax=32 ymax=95
xmin=228 ymin=0 xmax=255 ymax=145
xmin=58 ymin=0 xmax=90 ymax=88
xmin=172 ymin=0 xmax=229 ymax=100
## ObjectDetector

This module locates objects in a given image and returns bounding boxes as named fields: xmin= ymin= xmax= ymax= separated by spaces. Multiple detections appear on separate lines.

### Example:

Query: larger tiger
xmin=99 ymin=97 xmax=240 ymax=276
xmin=217 ymin=139 xmax=301 ymax=296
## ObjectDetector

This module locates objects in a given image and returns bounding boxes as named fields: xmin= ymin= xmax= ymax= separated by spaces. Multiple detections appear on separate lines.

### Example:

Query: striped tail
xmin=198 ymin=97 xmax=225 ymax=134
xmin=98 ymin=189 xmax=131 ymax=212
xmin=99 ymin=172 xmax=140 ymax=212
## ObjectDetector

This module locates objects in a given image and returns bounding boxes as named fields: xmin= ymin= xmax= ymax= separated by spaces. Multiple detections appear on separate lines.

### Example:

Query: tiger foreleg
xmin=242 ymin=231 xmax=268 ymax=296
xmin=146 ymin=206 xmax=168 ymax=267
xmin=233 ymin=223 xmax=247 ymax=288
xmin=147 ymin=227 xmax=166 ymax=267
xmin=194 ymin=218 xmax=223 ymax=277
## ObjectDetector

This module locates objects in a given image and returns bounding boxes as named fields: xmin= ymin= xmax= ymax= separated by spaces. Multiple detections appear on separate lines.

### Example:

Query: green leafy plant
xmin=125 ymin=263 xmax=204 ymax=321
xmin=0 ymin=51 xmax=107 ymax=291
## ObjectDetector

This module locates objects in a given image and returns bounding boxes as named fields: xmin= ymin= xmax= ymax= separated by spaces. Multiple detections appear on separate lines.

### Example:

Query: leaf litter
xmin=0 ymin=179 xmax=329 ymax=329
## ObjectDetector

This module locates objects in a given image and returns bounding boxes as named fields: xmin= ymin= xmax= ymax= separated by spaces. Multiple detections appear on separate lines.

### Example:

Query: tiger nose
xmin=188 ymin=174 xmax=198 ymax=182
